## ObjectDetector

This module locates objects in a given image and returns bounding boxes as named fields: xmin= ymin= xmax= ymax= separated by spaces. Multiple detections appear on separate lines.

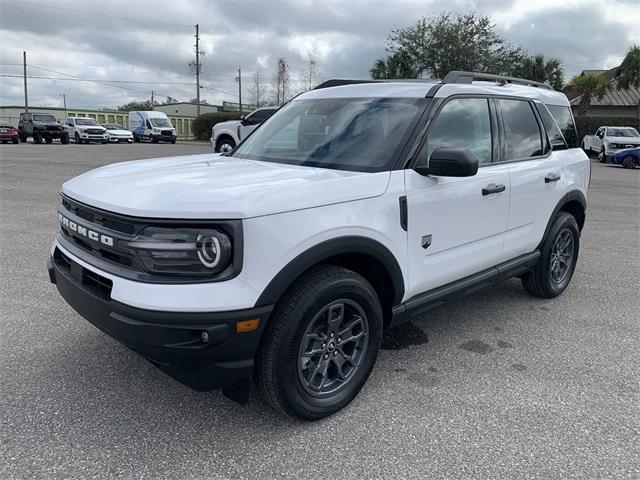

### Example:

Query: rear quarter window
xmin=547 ymin=105 xmax=578 ymax=148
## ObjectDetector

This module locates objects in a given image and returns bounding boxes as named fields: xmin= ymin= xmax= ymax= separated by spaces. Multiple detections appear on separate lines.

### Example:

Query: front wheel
xmin=622 ymin=156 xmax=637 ymax=169
xmin=60 ymin=134 xmax=69 ymax=145
xmin=45 ymin=137 xmax=53 ymax=144
xmin=522 ymin=212 xmax=580 ymax=298
xmin=255 ymin=265 xmax=382 ymax=420
xmin=216 ymin=139 xmax=235 ymax=153
xmin=599 ymin=148 xmax=607 ymax=163
xmin=75 ymin=132 xmax=82 ymax=144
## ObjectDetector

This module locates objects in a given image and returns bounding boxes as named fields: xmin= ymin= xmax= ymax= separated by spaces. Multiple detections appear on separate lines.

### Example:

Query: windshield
xmin=104 ymin=124 xmax=123 ymax=130
xmin=232 ymin=97 xmax=427 ymax=172
xmin=150 ymin=118 xmax=172 ymax=128
xmin=608 ymin=128 xmax=639 ymax=137
xmin=76 ymin=118 xmax=99 ymax=126
xmin=33 ymin=115 xmax=57 ymax=122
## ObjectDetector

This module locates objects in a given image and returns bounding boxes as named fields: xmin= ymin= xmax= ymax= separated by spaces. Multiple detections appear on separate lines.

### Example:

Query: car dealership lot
xmin=1 ymin=144 xmax=638 ymax=479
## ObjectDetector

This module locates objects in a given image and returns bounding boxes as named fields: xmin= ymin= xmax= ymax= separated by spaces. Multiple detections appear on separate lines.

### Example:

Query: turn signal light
xmin=236 ymin=318 xmax=260 ymax=333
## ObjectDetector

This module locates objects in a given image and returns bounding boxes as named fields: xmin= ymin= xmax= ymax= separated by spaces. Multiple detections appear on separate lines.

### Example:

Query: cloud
xmin=0 ymin=0 xmax=637 ymax=109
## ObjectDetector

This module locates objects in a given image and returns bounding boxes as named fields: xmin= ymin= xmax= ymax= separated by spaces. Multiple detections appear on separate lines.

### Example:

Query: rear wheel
xmin=622 ymin=155 xmax=637 ymax=169
xmin=60 ymin=134 xmax=69 ymax=145
xmin=255 ymin=265 xmax=382 ymax=420
xmin=522 ymin=212 xmax=580 ymax=298
xmin=33 ymin=132 xmax=42 ymax=144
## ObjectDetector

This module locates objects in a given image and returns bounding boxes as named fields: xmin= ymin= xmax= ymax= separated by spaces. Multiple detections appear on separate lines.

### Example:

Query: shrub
xmin=574 ymin=116 xmax=640 ymax=142
xmin=192 ymin=112 xmax=243 ymax=141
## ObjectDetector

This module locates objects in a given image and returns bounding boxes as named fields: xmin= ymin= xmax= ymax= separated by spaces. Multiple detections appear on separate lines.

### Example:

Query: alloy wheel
xmin=297 ymin=300 xmax=369 ymax=396
xmin=550 ymin=228 xmax=574 ymax=284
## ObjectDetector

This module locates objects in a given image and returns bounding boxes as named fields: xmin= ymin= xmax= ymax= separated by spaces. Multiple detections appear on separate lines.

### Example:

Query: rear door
xmin=404 ymin=96 xmax=511 ymax=298
xmin=500 ymin=98 xmax=567 ymax=259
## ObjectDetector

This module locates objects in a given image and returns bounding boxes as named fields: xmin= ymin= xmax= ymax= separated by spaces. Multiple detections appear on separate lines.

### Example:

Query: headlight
xmin=124 ymin=227 xmax=232 ymax=276
xmin=609 ymin=143 xmax=620 ymax=149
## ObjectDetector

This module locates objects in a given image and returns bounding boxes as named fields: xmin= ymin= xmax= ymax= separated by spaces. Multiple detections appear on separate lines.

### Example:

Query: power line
xmin=9 ymin=0 xmax=192 ymax=27
xmin=1 ymin=73 xmax=195 ymax=86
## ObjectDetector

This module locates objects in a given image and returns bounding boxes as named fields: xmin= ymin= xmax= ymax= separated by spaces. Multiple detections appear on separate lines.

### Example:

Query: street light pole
xmin=23 ymin=51 xmax=28 ymax=112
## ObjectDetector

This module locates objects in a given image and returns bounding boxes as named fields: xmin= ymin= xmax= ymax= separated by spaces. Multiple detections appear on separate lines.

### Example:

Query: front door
xmin=405 ymin=97 xmax=510 ymax=299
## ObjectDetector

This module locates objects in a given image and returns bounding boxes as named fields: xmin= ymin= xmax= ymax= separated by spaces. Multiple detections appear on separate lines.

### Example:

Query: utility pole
xmin=237 ymin=66 xmax=242 ymax=112
xmin=23 ymin=51 xmax=28 ymax=112
xmin=194 ymin=24 xmax=201 ymax=117
xmin=62 ymin=93 xmax=67 ymax=116
xmin=151 ymin=90 xmax=154 ymax=110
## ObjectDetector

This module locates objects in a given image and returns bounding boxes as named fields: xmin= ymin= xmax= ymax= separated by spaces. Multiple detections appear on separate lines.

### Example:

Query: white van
xmin=128 ymin=111 xmax=177 ymax=143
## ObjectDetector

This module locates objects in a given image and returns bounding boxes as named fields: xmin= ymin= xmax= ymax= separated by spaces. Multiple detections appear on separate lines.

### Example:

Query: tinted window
xmin=248 ymin=109 xmax=274 ymax=123
xmin=547 ymin=105 xmax=578 ymax=148
xmin=535 ymin=103 xmax=565 ymax=150
xmin=233 ymin=97 xmax=426 ymax=172
xmin=498 ymin=99 xmax=543 ymax=159
xmin=423 ymin=98 xmax=492 ymax=165
xmin=607 ymin=128 xmax=639 ymax=138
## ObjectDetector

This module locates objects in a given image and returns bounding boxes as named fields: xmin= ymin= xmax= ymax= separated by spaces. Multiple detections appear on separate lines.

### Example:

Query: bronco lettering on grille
xmin=58 ymin=213 xmax=114 ymax=247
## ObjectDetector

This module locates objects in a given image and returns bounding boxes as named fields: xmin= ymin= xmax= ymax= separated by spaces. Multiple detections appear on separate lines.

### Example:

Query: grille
xmin=54 ymin=248 xmax=113 ymax=300
xmin=161 ymin=130 xmax=173 ymax=136
xmin=85 ymin=128 xmax=104 ymax=135
xmin=46 ymin=125 xmax=62 ymax=131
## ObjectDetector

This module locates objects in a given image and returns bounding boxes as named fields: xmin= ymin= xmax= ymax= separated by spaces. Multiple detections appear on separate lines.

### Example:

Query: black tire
xmin=19 ymin=132 xmax=27 ymax=143
xmin=12 ymin=138 xmax=19 ymax=144
xmin=75 ymin=132 xmax=82 ymax=144
xmin=45 ymin=137 xmax=53 ymax=144
xmin=255 ymin=265 xmax=383 ymax=420
xmin=60 ymin=134 xmax=69 ymax=145
xmin=33 ymin=132 xmax=42 ymax=144
xmin=599 ymin=148 xmax=607 ymax=163
xmin=622 ymin=156 xmax=637 ymax=169
xmin=101 ymin=140 xmax=108 ymax=144
xmin=215 ymin=138 xmax=235 ymax=153
xmin=522 ymin=212 xmax=580 ymax=299
xmin=151 ymin=137 xmax=159 ymax=144
xmin=171 ymin=138 xmax=177 ymax=144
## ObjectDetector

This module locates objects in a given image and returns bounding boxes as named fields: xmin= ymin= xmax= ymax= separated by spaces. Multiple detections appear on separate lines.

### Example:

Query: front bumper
xmin=48 ymin=247 xmax=272 ymax=394
xmin=108 ymin=136 xmax=133 ymax=143
xmin=151 ymin=133 xmax=176 ymax=142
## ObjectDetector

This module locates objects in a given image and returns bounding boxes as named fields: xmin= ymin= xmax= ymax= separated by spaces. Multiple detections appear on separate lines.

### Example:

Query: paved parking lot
xmin=1 ymin=143 xmax=638 ymax=479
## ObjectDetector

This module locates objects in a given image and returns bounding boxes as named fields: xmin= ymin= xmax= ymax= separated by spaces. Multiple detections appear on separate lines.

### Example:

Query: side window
xmin=422 ymin=97 xmax=493 ymax=166
xmin=20 ymin=113 xmax=26 ymax=122
xmin=547 ymin=105 xmax=579 ymax=148
xmin=497 ymin=99 xmax=543 ymax=160
xmin=535 ymin=103 xmax=566 ymax=150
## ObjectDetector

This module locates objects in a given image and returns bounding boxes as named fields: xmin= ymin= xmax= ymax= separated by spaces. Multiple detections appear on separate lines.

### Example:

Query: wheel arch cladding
xmin=255 ymin=236 xmax=405 ymax=329
xmin=216 ymin=133 xmax=235 ymax=147
xmin=538 ymin=191 xmax=586 ymax=249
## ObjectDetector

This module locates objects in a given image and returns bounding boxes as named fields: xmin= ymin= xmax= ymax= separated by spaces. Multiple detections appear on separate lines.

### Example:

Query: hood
xmin=78 ymin=125 xmax=105 ymax=130
xmin=108 ymin=129 xmax=132 ymax=135
xmin=61 ymin=154 xmax=390 ymax=219
xmin=608 ymin=136 xmax=640 ymax=144
xmin=214 ymin=120 xmax=240 ymax=130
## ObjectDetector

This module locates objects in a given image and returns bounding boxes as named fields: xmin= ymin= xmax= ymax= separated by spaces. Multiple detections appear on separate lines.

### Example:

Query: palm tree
xmin=370 ymin=52 xmax=417 ymax=79
xmin=513 ymin=55 xmax=564 ymax=90
xmin=616 ymin=45 xmax=640 ymax=90
xmin=569 ymin=73 xmax=610 ymax=116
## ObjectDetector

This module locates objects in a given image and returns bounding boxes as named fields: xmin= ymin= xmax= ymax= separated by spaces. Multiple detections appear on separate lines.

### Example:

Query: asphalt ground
xmin=1 ymin=142 xmax=638 ymax=479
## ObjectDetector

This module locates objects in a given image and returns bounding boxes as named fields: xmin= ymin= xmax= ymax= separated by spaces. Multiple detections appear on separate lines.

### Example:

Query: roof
xmin=568 ymin=67 xmax=640 ymax=108
xmin=299 ymin=79 xmax=570 ymax=106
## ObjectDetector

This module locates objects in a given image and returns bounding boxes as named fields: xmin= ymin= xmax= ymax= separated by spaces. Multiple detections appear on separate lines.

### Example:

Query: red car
xmin=0 ymin=124 xmax=19 ymax=144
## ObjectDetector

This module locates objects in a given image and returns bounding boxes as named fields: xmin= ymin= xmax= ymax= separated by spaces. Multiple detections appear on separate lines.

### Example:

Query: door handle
xmin=482 ymin=183 xmax=506 ymax=195
xmin=545 ymin=173 xmax=561 ymax=183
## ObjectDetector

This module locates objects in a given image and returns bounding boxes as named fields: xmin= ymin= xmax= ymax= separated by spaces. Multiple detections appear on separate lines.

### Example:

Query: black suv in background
xmin=18 ymin=113 xmax=69 ymax=144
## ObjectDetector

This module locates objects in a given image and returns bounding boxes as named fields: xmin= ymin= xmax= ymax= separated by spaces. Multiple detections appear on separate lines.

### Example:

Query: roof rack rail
xmin=314 ymin=78 xmax=435 ymax=90
xmin=442 ymin=71 xmax=553 ymax=90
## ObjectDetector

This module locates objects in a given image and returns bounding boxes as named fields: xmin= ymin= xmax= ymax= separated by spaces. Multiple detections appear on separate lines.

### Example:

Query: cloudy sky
xmin=0 ymin=0 xmax=638 ymax=110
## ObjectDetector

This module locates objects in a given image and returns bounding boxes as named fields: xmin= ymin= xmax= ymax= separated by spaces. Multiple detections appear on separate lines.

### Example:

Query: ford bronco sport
xmin=48 ymin=72 xmax=589 ymax=420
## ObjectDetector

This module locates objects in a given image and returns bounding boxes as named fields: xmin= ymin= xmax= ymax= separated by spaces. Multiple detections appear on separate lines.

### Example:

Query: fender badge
xmin=421 ymin=234 xmax=432 ymax=250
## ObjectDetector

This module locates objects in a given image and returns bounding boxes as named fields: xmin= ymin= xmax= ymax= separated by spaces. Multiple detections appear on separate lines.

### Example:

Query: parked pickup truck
xmin=211 ymin=107 xmax=276 ymax=153
xmin=582 ymin=126 xmax=640 ymax=162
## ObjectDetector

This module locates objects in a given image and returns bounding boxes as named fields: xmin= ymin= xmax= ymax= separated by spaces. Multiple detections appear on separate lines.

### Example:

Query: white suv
xmin=48 ymin=72 xmax=589 ymax=420
xmin=211 ymin=107 xmax=277 ymax=153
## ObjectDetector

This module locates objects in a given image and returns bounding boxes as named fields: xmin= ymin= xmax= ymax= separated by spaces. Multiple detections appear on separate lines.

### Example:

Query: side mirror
xmin=414 ymin=147 xmax=479 ymax=177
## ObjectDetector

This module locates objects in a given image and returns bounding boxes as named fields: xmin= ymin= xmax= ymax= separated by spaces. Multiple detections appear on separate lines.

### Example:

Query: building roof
xmin=568 ymin=67 xmax=640 ymax=108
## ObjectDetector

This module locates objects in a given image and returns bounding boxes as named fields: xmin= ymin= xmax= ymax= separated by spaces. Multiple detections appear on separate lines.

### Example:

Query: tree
xmin=370 ymin=52 xmax=418 ymax=79
xmin=299 ymin=56 xmax=324 ymax=91
xmin=512 ymin=54 xmax=564 ymax=90
xmin=569 ymin=73 xmax=610 ymax=116
xmin=117 ymin=99 xmax=155 ymax=111
xmin=163 ymin=96 xmax=178 ymax=104
xmin=616 ymin=45 xmax=640 ymax=90
xmin=271 ymin=57 xmax=290 ymax=105
xmin=248 ymin=68 xmax=269 ymax=107
xmin=386 ymin=13 xmax=524 ymax=79
xmin=190 ymin=98 xmax=210 ymax=105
